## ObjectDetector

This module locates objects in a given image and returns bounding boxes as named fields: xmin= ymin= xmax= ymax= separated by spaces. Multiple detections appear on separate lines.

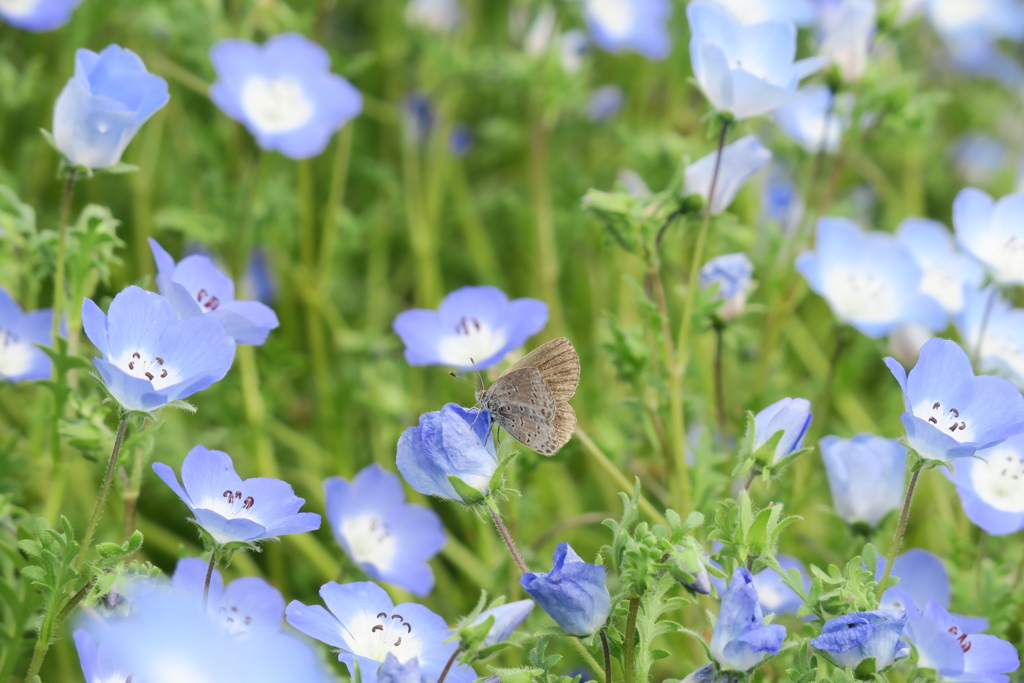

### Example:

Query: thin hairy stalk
xmin=671 ymin=118 xmax=730 ymax=510
xmin=742 ymin=469 xmax=758 ymax=493
xmin=488 ymin=505 xmax=528 ymax=574
xmin=74 ymin=417 xmax=129 ymax=570
xmin=436 ymin=649 xmax=461 ymax=683
xmin=713 ymin=319 xmax=727 ymax=434
xmin=876 ymin=469 xmax=922 ymax=604
xmin=51 ymin=172 xmax=77 ymax=341
xmin=600 ymin=630 xmax=612 ymax=683
xmin=203 ymin=553 xmax=217 ymax=610
xmin=623 ymin=596 xmax=641 ymax=683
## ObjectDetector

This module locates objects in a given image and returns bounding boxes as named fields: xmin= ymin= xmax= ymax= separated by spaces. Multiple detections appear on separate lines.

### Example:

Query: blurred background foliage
xmin=1 ymin=0 xmax=1023 ymax=680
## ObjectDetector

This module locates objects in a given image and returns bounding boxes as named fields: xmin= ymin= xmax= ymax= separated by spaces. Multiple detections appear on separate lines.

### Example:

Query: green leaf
xmin=95 ymin=162 xmax=140 ymax=175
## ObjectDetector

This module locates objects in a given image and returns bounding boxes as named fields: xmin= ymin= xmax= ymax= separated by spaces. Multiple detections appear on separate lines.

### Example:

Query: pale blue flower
xmin=325 ymin=464 xmax=445 ymax=596
xmin=796 ymin=218 xmax=947 ymax=337
xmin=762 ymin=166 xmax=804 ymax=234
xmin=153 ymin=445 xmax=321 ymax=544
xmin=0 ymin=0 xmax=82 ymax=31
xmin=210 ymin=34 xmax=362 ymax=159
xmin=150 ymin=239 xmax=279 ymax=346
xmin=171 ymin=557 xmax=285 ymax=636
xmin=906 ymin=600 xmax=1018 ymax=683
xmin=773 ymin=86 xmax=850 ymax=154
xmin=817 ymin=0 xmax=877 ymax=82
xmin=587 ymin=85 xmax=625 ymax=122
xmin=520 ymin=542 xmax=611 ymax=637
xmin=896 ymin=218 xmax=984 ymax=318
xmin=926 ymin=0 xmax=1024 ymax=44
xmin=956 ymin=285 xmax=1024 ymax=388
xmin=700 ymin=253 xmax=754 ymax=320
xmin=752 ymin=556 xmax=808 ymax=615
xmin=753 ymin=397 xmax=811 ymax=464
xmin=53 ymin=45 xmax=169 ymax=169
xmin=885 ymin=337 xmax=1024 ymax=462
xmin=0 ymin=286 xmax=55 ymax=382
xmin=877 ymin=549 xmax=989 ymax=633
xmin=396 ymin=404 xmax=498 ymax=502
xmin=688 ymin=0 xmax=825 ymax=120
xmin=947 ymin=435 xmax=1024 ymax=535
xmin=392 ymin=286 xmax=547 ymax=369
xmin=82 ymin=286 xmax=236 ymax=412
xmin=710 ymin=567 xmax=787 ymax=672
xmin=286 ymin=581 xmax=475 ymax=683
xmin=584 ymin=0 xmax=672 ymax=60
xmin=683 ymin=135 xmax=772 ymax=214
xmin=706 ymin=0 xmax=817 ymax=25
xmin=952 ymin=187 xmax=1024 ymax=285
xmin=378 ymin=654 xmax=429 ymax=683
xmin=951 ymin=134 xmax=1007 ymax=184
xmin=810 ymin=610 xmax=908 ymax=669
xmin=820 ymin=434 xmax=906 ymax=527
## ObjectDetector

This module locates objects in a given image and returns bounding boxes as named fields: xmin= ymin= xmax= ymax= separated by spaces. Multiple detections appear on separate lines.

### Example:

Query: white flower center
xmin=241 ymin=76 xmax=315 ymax=134
xmin=115 ymin=350 xmax=179 ymax=390
xmin=437 ymin=316 xmax=507 ymax=367
xmin=218 ymin=600 xmax=256 ymax=636
xmin=915 ymin=400 xmax=974 ymax=442
xmin=588 ymin=0 xmax=636 ymax=40
xmin=976 ymin=231 xmax=1024 ymax=282
xmin=919 ymin=267 xmax=965 ymax=314
xmin=0 ymin=0 xmax=37 ymax=17
xmin=0 ymin=330 xmax=33 ymax=378
xmin=971 ymin=446 xmax=1024 ymax=512
xmin=824 ymin=268 xmax=900 ymax=323
xmin=340 ymin=514 xmax=397 ymax=570
xmin=345 ymin=609 xmax=424 ymax=664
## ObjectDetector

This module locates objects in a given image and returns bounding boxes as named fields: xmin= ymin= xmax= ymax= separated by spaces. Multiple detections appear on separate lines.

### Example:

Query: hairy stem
xmin=877 ymin=469 xmax=922 ymax=604
xmin=203 ymin=553 xmax=217 ymax=611
xmin=713 ymin=319 xmax=727 ymax=434
xmin=436 ymin=648 xmax=460 ymax=683
xmin=623 ymin=597 xmax=640 ymax=683
xmin=51 ymin=172 xmax=77 ymax=342
xmin=600 ymin=630 xmax=612 ymax=683
xmin=75 ymin=417 xmax=129 ymax=570
xmin=488 ymin=505 xmax=528 ymax=574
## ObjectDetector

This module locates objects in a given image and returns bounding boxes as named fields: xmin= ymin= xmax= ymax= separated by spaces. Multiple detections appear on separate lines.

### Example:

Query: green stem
xmin=623 ymin=597 xmax=640 ymax=683
xmin=876 ymin=468 xmax=922 ymax=604
xmin=487 ymin=504 xmax=528 ymax=574
xmin=74 ymin=417 xmax=129 ymax=570
xmin=713 ymin=318 xmax=727 ymax=434
xmin=528 ymin=108 xmax=564 ymax=333
xmin=575 ymin=427 xmax=668 ymax=526
xmin=672 ymin=117 xmax=730 ymax=510
xmin=570 ymin=637 xmax=606 ymax=681
xmin=51 ymin=172 xmax=77 ymax=342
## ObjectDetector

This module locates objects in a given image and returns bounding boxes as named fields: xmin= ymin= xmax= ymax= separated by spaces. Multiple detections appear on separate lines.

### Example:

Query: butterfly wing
xmin=502 ymin=337 xmax=580 ymax=402
xmin=552 ymin=403 xmax=576 ymax=453
xmin=491 ymin=405 xmax=561 ymax=455
xmin=480 ymin=367 xmax=557 ymax=421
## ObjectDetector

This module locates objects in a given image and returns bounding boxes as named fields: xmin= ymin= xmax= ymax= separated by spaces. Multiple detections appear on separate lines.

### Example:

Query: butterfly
xmin=474 ymin=337 xmax=580 ymax=456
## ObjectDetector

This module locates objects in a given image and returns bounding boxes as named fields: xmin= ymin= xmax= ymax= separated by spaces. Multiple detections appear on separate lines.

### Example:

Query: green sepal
xmin=448 ymin=475 xmax=487 ymax=504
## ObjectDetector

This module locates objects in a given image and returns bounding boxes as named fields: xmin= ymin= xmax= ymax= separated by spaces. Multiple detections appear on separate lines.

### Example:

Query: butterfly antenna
xmin=470 ymin=357 xmax=485 ymax=392
xmin=447 ymin=371 xmax=478 ymax=387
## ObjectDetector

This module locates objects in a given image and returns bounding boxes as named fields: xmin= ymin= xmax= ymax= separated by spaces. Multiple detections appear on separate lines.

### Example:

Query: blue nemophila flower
xmin=0 ymin=0 xmax=82 ymax=31
xmin=687 ymin=1 xmax=824 ymax=121
xmin=583 ymin=0 xmax=672 ymax=60
xmin=762 ymin=166 xmax=804 ymax=234
xmin=926 ymin=0 xmax=1024 ymax=45
xmin=396 ymin=404 xmax=498 ymax=502
xmin=377 ymin=653 xmax=428 ymax=683
xmin=82 ymin=286 xmax=236 ymax=412
xmin=947 ymin=435 xmax=1024 ymax=535
xmin=0 ymin=287 xmax=56 ymax=382
xmin=587 ymin=85 xmax=625 ymax=122
xmin=683 ymin=135 xmax=772 ymax=214
xmin=753 ymin=556 xmax=808 ymax=615
xmin=952 ymin=187 xmax=1024 ymax=285
xmin=210 ymin=34 xmax=362 ymax=160
xmin=393 ymin=286 xmax=547 ymax=369
xmin=700 ymin=253 xmax=754 ymax=321
xmin=907 ymin=600 xmax=1018 ymax=683
xmin=810 ymin=610 xmax=908 ymax=669
xmin=286 ymin=581 xmax=475 ymax=683
xmin=884 ymin=337 xmax=1024 ymax=462
xmin=521 ymin=543 xmax=610 ymax=637
xmin=896 ymin=218 xmax=984 ymax=318
xmin=53 ymin=45 xmax=169 ymax=169
xmin=149 ymin=239 xmax=279 ymax=346
xmin=405 ymin=0 xmax=460 ymax=32
xmin=876 ymin=548 xmax=988 ymax=633
xmin=753 ymin=397 xmax=811 ymax=464
xmin=773 ymin=86 xmax=851 ymax=154
xmin=471 ymin=600 xmax=535 ymax=646
xmin=710 ymin=567 xmax=787 ymax=672
xmin=956 ymin=285 xmax=1024 ymax=388
xmin=796 ymin=218 xmax=947 ymax=338
xmin=817 ymin=0 xmax=877 ymax=82
xmin=820 ymin=434 xmax=906 ymax=527
xmin=706 ymin=0 xmax=816 ymax=25
xmin=325 ymin=464 xmax=445 ymax=596
xmin=171 ymin=557 xmax=285 ymax=636
xmin=75 ymin=590 xmax=329 ymax=683
xmin=153 ymin=445 xmax=321 ymax=545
